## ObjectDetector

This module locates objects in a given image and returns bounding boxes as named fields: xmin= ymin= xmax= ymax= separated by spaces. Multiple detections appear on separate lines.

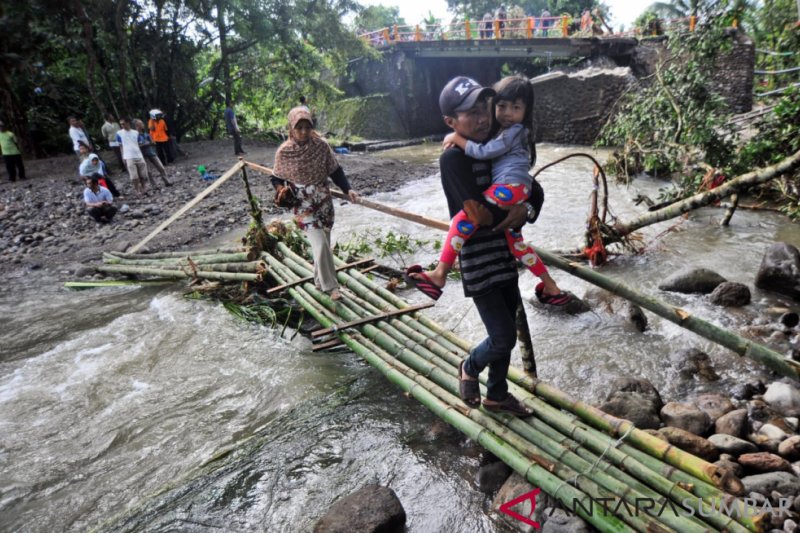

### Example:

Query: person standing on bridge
xmin=271 ymin=107 xmax=359 ymax=301
xmin=481 ymin=12 xmax=492 ymax=38
xmin=409 ymin=75 xmax=567 ymax=306
xmin=407 ymin=76 xmax=538 ymax=417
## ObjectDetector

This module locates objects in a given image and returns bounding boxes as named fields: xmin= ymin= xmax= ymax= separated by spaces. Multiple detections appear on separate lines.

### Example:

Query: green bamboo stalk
xmin=102 ymin=259 xmax=265 ymax=273
xmin=96 ymin=264 xmax=261 ymax=282
xmin=279 ymin=247 xmax=763 ymax=530
xmin=275 ymin=242 xmax=743 ymax=501
xmin=107 ymin=247 xmax=247 ymax=260
xmin=537 ymin=247 xmax=800 ymax=381
xmin=103 ymin=252 xmax=253 ymax=266
xmin=278 ymin=283 xmax=635 ymax=533
xmin=64 ymin=279 xmax=177 ymax=289
xmin=266 ymin=253 xmax=746 ymax=533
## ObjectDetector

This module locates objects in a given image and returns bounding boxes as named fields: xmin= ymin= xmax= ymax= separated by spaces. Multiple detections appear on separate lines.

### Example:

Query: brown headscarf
xmin=272 ymin=107 xmax=339 ymax=186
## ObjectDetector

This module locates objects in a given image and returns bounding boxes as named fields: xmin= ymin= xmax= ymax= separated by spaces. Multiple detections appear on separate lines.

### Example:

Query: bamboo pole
xmin=266 ymin=253 xmax=749 ymax=532
xmin=278 ymin=242 xmax=752 ymax=506
xmin=108 ymin=248 xmax=247 ymax=260
xmin=265 ymin=261 xmax=650 ymax=532
xmin=103 ymin=252 xmax=253 ymax=266
xmin=96 ymin=264 xmax=261 ymax=282
xmin=128 ymin=160 xmax=245 ymax=253
xmin=102 ymin=261 xmax=265 ymax=273
xmin=303 ymin=192 xmax=800 ymax=382
xmin=612 ymin=149 xmax=800 ymax=239
xmin=270 ymin=244 xmax=753 ymax=511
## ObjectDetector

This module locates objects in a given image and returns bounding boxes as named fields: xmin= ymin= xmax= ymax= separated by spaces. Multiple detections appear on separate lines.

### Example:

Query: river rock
xmin=709 ymin=434 xmax=759 ymax=455
xmin=493 ymin=473 xmax=558 ymax=532
xmin=732 ymin=381 xmax=767 ymax=401
xmin=476 ymin=460 xmax=512 ymax=493
xmin=764 ymin=383 xmax=800 ymax=417
xmin=739 ymin=452 xmax=793 ymax=474
xmin=658 ymin=427 xmax=719 ymax=461
xmin=658 ymin=268 xmax=727 ymax=294
xmin=716 ymin=409 xmax=748 ymax=437
xmin=694 ymin=393 xmax=735 ymax=423
xmin=715 ymin=455 xmax=745 ymax=478
xmin=755 ymin=243 xmax=800 ymax=301
xmin=582 ymin=288 xmax=648 ymax=331
xmin=670 ymin=348 xmax=719 ymax=382
xmin=541 ymin=508 xmax=591 ymax=533
xmin=600 ymin=393 xmax=661 ymax=429
xmin=741 ymin=472 xmax=800 ymax=496
xmin=752 ymin=424 xmax=791 ymax=453
xmin=661 ymin=402 xmax=712 ymax=435
xmin=779 ymin=436 xmax=800 ymax=461
xmin=709 ymin=282 xmax=751 ymax=307
xmin=312 ymin=484 xmax=405 ymax=533
xmin=781 ymin=313 xmax=800 ymax=329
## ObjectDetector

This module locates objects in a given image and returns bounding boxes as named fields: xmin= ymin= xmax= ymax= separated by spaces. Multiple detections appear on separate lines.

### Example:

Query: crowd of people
xmin=65 ymin=109 xmax=183 ymax=224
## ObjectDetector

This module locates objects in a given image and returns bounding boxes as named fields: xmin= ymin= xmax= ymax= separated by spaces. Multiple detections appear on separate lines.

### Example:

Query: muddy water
xmin=1 ymin=144 xmax=798 ymax=532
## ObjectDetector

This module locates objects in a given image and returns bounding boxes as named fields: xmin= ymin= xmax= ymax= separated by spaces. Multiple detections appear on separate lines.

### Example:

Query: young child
xmin=414 ymin=75 xmax=568 ymax=305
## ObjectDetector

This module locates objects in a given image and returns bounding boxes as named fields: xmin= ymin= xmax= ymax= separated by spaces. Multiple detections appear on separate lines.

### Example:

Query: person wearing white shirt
xmin=116 ymin=117 xmax=149 ymax=195
xmin=83 ymin=174 xmax=117 ymax=223
xmin=68 ymin=116 xmax=92 ymax=157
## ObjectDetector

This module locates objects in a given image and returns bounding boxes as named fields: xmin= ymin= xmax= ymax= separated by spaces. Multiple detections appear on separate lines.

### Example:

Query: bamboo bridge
xmin=84 ymin=159 xmax=800 ymax=532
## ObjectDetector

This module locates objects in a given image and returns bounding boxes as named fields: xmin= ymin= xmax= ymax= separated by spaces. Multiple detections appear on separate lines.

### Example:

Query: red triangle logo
xmin=498 ymin=487 xmax=541 ymax=529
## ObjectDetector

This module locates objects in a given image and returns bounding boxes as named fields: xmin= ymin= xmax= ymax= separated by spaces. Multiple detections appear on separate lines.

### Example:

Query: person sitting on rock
xmin=83 ymin=174 xmax=117 ymax=224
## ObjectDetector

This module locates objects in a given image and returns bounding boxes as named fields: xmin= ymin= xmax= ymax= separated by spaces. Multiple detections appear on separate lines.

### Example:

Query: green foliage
xmin=0 ymin=0 xmax=367 ymax=154
xmin=597 ymin=20 xmax=737 ymax=184
xmin=352 ymin=5 xmax=407 ymax=31
xmin=337 ymin=229 xmax=441 ymax=269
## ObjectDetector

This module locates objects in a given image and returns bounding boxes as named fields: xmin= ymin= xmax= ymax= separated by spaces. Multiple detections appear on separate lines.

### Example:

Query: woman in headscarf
xmin=271 ymin=107 xmax=358 ymax=301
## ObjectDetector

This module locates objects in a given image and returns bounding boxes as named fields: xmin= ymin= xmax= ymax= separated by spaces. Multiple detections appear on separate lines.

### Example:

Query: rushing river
xmin=1 ymin=144 xmax=799 ymax=532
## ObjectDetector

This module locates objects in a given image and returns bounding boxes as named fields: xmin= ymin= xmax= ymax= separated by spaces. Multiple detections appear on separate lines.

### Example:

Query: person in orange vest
xmin=147 ymin=109 xmax=172 ymax=165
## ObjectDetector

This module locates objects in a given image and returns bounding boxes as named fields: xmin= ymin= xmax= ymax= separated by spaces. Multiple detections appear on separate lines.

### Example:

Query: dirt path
xmin=0 ymin=138 xmax=437 ymax=278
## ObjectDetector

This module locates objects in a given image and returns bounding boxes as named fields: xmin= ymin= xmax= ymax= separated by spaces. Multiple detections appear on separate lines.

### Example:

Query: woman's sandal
xmin=535 ymin=282 xmax=572 ymax=306
xmin=482 ymin=394 xmax=534 ymax=418
xmin=459 ymin=360 xmax=481 ymax=408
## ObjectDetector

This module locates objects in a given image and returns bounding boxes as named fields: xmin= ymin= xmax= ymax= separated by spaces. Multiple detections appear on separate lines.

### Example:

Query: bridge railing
xmin=358 ymin=14 xmax=724 ymax=47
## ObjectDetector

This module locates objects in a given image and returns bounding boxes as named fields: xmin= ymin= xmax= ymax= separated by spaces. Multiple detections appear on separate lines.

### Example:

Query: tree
xmin=353 ymin=5 xmax=406 ymax=31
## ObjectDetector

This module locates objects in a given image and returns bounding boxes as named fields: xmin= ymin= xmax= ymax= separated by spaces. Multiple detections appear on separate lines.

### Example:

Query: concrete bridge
xmin=327 ymin=31 xmax=754 ymax=144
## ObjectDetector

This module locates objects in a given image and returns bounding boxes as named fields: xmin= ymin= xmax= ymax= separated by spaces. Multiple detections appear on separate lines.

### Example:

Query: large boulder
xmin=313 ymin=485 xmax=406 ymax=533
xmin=755 ymin=243 xmax=800 ymax=301
xmin=541 ymin=508 xmax=592 ymax=533
xmin=661 ymin=402 xmax=712 ymax=436
xmin=659 ymin=268 xmax=727 ymax=294
xmin=709 ymin=282 xmax=751 ymax=307
xmin=764 ymin=382 xmax=800 ymax=417
xmin=476 ymin=460 xmax=513 ymax=494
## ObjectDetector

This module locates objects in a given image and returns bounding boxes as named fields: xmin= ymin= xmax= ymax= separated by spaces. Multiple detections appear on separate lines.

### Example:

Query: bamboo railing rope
xmin=265 ymin=252 xmax=752 ymax=533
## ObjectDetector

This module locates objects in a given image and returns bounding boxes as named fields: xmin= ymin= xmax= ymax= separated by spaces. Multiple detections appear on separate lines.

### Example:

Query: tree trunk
xmin=70 ymin=0 xmax=108 ymax=117
xmin=216 ymin=0 xmax=232 ymax=107
xmin=114 ymin=0 xmax=131 ymax=115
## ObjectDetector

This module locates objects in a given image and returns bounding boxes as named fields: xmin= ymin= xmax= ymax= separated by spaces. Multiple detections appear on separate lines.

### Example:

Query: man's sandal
xmin=459 ymin=360 xmax=481 ymax=408
xmin=482 ymin=394 xmax=534 ymax=418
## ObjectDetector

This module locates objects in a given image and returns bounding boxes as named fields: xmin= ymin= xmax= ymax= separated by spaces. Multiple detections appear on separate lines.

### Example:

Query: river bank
xmin=0 ymin=138 xmax=437 ymax=279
